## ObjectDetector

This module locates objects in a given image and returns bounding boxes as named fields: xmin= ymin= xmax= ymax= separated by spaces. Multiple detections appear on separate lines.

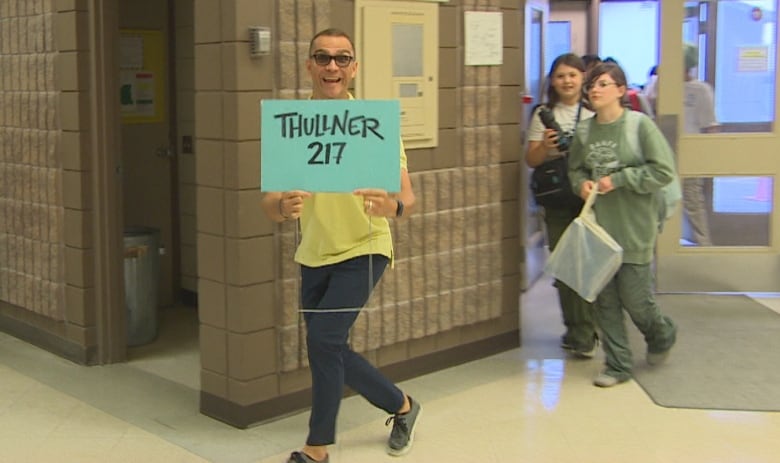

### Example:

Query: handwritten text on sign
xmin=260 ymin=100 xmax=401 ymax=192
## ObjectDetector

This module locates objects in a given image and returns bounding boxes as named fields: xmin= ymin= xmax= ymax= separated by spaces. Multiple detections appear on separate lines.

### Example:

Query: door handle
xmin=155 ymin=145 xmax=175 ymax=159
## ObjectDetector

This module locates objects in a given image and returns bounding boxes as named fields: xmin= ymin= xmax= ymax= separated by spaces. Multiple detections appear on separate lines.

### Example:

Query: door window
xmin=684 ymin=0 xmax=777 ymax=133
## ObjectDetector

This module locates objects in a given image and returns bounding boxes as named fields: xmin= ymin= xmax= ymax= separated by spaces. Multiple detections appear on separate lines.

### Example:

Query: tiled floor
xmin=2 ymin=278 xmax=780 ymax=463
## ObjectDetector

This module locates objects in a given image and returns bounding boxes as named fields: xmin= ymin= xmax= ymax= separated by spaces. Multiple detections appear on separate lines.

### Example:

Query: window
xmin=548 ymin=21 xmax=572 ymax=61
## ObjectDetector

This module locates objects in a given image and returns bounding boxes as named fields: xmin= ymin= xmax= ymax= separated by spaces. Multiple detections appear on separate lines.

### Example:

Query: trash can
xmin=124 ymin=226 xmax=161 ymax=346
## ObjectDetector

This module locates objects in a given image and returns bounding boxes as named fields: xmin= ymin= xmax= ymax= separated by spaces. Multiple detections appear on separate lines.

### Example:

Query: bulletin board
xmin=119 ymin=29 xmax=166 ymax=124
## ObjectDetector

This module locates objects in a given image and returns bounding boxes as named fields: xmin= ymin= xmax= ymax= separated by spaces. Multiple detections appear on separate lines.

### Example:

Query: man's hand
xmin=279 ymin=190 xmax=312 ymax=220
xmin=354 ymin=188 xmax=395 ymax=217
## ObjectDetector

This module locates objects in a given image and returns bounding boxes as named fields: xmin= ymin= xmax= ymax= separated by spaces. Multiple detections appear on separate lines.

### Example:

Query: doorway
xmin=522 ymin=0 xmax=550 ymax=290
xmin=117 ymin=0 xmax=199 ymax=388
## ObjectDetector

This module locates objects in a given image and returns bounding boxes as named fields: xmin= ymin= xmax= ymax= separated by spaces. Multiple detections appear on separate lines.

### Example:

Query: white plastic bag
xmin=543 ymin=186 xmax=623 ymax=302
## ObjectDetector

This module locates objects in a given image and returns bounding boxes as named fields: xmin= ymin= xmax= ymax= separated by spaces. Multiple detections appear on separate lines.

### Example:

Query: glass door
xmin=521 ymin=0 xmax=549 ymax=290
xmin=656 ymin=0 xmax=780 ymax=292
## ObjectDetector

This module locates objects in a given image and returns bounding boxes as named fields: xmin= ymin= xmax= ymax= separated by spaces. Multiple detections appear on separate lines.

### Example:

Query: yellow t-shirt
xmin=294 ymin=144 xmax=408 ymax=268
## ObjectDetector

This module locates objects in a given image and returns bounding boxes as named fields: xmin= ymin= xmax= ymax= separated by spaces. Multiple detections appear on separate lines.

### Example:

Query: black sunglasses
xmin=310 ymin=53 xmax=354 ymax=68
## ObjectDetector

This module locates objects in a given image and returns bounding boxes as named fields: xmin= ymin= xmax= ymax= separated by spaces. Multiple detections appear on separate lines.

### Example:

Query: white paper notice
xmin=737 ymin=47 xmax=769 ymax=72
xmin=120 ymin=36 xmax=144 ymax=70
xmin=464 ymin=11 xmax=503 ymax=66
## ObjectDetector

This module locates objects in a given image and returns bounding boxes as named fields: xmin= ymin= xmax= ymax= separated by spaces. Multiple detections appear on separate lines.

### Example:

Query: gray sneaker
xmin=647 ymin=323 xmax=677 ymax=366
xmin=571 ymin=335 xmax=599 ymax=359
xmin=593 ymin=371 xmax=629 ymax=388
xmin=385 ymin=396 xmax=421 ymax=456
xmin=646 ymin=349 xmax=671 ymax=366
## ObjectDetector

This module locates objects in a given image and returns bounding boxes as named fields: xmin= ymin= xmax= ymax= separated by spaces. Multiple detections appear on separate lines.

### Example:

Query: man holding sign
xmin=260 ymin=28 xmax=418 ymax=463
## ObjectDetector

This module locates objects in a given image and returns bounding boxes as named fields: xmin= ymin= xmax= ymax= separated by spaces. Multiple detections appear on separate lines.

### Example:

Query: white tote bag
xmin=543 ymin=186 xmax=623 ymax=302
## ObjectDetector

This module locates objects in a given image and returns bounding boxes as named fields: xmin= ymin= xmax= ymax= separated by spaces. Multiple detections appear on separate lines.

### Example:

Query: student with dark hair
xmin=526 ymin=53 xmax=598 ymax=358
xmin=568 ymin=62 xmax=678 ymax=388
xmin=590 ymin=56 xmax=654 ymax=117
xmin=582 ymin=54 xmax=602 ymax=74
xmin=261 ymin=28 xmax=420 ymax=463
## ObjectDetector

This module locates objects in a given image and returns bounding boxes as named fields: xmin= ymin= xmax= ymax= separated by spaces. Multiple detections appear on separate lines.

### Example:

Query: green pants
xmin=544 ymin=207 xmax=596 ymax=351
xmin=594 ymin=263 xmax=677 ymax=380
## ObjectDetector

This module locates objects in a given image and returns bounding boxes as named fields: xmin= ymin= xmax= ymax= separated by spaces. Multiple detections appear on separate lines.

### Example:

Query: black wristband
xmin=395 ymin=199 xmax=404 ymax=217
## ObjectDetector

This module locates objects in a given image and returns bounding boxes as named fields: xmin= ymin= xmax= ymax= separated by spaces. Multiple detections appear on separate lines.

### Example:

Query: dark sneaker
xmin=287 ymin=451 xmax=329 ymax=463
xmin=385 ymin=396 xmax=422 ymax=456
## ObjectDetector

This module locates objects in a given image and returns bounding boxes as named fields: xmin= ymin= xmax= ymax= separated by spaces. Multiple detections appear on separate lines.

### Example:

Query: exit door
xmin=655 ymin=0 xmax=780 ymax=292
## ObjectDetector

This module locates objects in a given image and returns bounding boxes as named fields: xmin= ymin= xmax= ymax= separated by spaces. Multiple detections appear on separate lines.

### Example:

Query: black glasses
xmin=310 ymin=53 xmax=354 ymax=68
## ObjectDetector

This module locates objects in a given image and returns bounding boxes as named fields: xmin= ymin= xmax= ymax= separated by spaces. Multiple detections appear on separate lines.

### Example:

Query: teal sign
xmin=260 ymin=99 xmax=401 ymax=192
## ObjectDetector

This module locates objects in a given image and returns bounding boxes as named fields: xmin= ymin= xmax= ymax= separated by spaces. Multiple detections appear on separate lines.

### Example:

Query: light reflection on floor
xmin=525 ymin=358 xmax=565 ymax=410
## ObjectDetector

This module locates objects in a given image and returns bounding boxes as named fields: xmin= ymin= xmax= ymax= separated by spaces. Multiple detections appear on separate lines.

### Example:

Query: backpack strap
xmin=575 ymin=116 xmax=592 ymax=146
xmin=623 ymin=110 xmax=642 ymax=161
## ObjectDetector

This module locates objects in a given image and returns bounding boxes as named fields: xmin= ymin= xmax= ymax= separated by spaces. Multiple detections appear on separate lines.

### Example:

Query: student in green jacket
xmin=567 ymin=62 xmax=678 ymax=388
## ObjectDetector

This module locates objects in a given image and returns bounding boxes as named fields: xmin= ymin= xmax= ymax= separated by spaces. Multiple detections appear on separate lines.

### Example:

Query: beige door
xmin=656 ymin=0 xmax=780 ymax=292
xmin=119 ymin=0 xmax=177 ymax=306
xmin=521 ymin=0 xmax=550 ymax=289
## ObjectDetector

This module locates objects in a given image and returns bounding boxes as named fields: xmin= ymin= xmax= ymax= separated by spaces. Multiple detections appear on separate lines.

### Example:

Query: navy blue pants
xmin=301 ymin=254 xmax=404 ymax=446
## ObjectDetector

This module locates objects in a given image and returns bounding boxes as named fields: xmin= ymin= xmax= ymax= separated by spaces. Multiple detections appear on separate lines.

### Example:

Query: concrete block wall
xmin=0 ymin=0 xmax=67 ymax=322
xmin=194 ymin=0 xmax=282 ymax=407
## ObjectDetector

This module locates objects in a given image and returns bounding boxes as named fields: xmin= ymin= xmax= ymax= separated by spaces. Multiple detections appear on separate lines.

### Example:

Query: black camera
xmin=538 ymin=106 xmax=573 ymax=152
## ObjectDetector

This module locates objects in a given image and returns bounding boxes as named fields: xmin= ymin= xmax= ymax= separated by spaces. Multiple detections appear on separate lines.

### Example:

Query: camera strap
xmin=572 ymin=101 xmax=583 ymax=131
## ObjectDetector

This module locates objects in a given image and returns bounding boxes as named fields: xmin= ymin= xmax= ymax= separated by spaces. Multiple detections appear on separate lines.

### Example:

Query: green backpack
xmin=575 ymin=111 xmax=682 ymax=223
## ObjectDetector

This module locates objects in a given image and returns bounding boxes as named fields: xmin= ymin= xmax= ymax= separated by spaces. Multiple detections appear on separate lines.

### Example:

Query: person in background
xmin=568 ymin=62 xmax=678 ymax=388
xmin=642 ymin=65 xmax=658 ymax=114
xmin=526 ymin=53 xmax=599 ymax=359
xmin=582 ymin=54 xmax=602 ymax=75
xmin=682 ymin=43 xmax=718 ymax=246
xmin=601 ymin=57 xmax=655 ymax=118
xmin=261 ymin=28 xmax=419 ymax=463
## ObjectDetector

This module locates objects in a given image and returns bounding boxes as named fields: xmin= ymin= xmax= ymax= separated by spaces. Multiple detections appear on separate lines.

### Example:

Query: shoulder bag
xmin=530 ymin=104 xmax=584 ymax=209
